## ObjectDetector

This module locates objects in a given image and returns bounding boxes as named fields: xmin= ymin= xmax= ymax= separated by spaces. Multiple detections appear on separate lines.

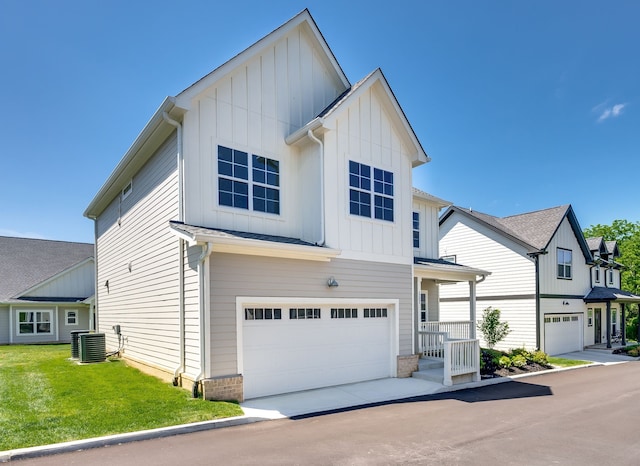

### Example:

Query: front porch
xmin=414 ymin=320 xmax=480 ymax=386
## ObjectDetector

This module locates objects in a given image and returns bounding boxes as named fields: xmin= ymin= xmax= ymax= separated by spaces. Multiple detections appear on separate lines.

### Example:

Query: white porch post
xmin=469 ymin=280 xmax=477 ymax=339
xmin=413 ymin=276 xmax=422 ymax=354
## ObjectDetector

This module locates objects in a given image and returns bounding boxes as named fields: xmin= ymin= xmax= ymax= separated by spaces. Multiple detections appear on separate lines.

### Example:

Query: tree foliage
xmin=477 ymin=307 xmax=510 ymax=349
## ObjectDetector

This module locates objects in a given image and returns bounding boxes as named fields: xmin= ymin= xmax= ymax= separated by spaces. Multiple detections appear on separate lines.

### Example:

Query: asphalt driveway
xmin=13 ymin=360 xmax=640 ymax=465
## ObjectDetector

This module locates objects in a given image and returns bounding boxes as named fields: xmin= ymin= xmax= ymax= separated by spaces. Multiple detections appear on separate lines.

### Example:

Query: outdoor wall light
xmin=327 ymin=277 xmax=339 ymax=288
xmin=562 ymin=300 xmax=569 ymax=305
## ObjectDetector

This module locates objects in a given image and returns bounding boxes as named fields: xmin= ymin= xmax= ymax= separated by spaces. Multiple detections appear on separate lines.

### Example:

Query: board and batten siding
xmin=95 ymin=132 xmax=180 ymax=373
xmin=322 ymin=83 xmax=414 ymax=265
xmin=181 ymin=25 xmax=346 ymax=239
xmin=0 ymin=306 xmax=9 ymax=343
xmin=23 ymin=261 xmax=95 ymax=300
xmin=208 ymin=254 xmax=413 ymax=377
xmin=539 ymin=218 xmax=592 ymax=297
xmin=412 ymin=199 xmax=442 ymax=259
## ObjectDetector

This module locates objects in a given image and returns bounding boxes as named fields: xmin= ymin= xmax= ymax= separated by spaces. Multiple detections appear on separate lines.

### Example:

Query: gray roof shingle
xmin=0 ymin=236 xmax=94 ymax=301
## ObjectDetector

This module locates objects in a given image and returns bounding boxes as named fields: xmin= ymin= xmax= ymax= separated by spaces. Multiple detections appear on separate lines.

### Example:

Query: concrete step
xmin=418 ymin=358 xmax=444 ymax=370
xmin=412 ymin=368 xmax=444 ymax=384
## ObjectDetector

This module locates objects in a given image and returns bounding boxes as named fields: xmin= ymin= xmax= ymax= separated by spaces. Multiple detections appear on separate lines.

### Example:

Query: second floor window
xmin=595 ymin=266 xmax=601 ymax=283
xmin=608 ymin=269 xmax=614 ymax=285
xmin=413 ymin=212 xmax=420 ymax=248
xmin=557 ymin=248 xmax=572 ymax=279
xmin=349 ymin=161 xmax=393 ymax=222
xmin=218 ymin=146 xmax=280 ymax=214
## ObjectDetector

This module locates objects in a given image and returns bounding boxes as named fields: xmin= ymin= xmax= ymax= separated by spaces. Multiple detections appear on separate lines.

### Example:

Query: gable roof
xmin=412 ymin=188 xmax=451 ymax=207
xmin=286 ymin=68 xmax=430 ymax=167
xmin=0 ymin=236 xmax=94 ymax=302
xmin=175 ymin=9 xmax=349 ymax=107
xmin=85 ymin=10 xmax=349 ymax=219
xmin=440 ymin=205 xmax=592 ymax=260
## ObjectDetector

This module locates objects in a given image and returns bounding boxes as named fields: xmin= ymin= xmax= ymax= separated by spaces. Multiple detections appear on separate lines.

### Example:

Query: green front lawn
xmin=0 ymin=345 xmax=243 ymax=451
xmin=547 ymin=356 xmax=591 ymax=367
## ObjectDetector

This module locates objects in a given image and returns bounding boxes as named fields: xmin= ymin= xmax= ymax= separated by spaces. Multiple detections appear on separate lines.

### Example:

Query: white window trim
xmin=15 ymin=309 xmax=54 ymax=336
xmin=66 ymin=309 xmax=78 ymax=326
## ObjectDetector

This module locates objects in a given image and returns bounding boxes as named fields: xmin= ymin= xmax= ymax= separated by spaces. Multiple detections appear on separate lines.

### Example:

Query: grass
xmin=0 ymin=344 xmax=243 ymax=451
xmin=547 ymin=356 xmax=591 ymax=367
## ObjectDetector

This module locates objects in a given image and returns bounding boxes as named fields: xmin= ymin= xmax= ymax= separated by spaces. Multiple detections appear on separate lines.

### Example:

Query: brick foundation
xmin=397 ymin=354 xmax=419 ymax=378
xmin=201 ymin=374 xmax=244 ymax=402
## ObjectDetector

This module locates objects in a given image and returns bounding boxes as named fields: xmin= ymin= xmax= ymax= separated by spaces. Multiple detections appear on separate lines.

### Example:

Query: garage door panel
xmin=243 ymin=304 xmax=393 ymax=399
xmin=544 ymin=313 xmax=583 ymax=355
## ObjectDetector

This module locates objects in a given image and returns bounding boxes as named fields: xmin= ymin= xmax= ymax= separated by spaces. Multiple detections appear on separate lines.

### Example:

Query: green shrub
xmin=480 ymin=348 xmax=506 ymax=374
xmin=477 ymin=307 xmax=510 ymax=349
xmin=628 ymin=347 xmax=640 ymax=357
xmin=509 ymin=347 xmax=532 ymax=361
xmin=511 ymin=354 xmax=527 ymax=368
xmin=530 ymin=350 xmax=548 ymax=365
xmin=498 ymin=355 xmax=512 ymax=368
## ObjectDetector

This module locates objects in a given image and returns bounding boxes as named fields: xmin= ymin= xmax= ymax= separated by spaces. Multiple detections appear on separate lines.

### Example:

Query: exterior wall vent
xmin=79 ymin=333 xmax=106 ymax=363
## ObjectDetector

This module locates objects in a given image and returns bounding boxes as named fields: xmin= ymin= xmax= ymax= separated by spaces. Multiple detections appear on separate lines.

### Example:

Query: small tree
xmin=477 ymin=307 xmax=510 ymax=349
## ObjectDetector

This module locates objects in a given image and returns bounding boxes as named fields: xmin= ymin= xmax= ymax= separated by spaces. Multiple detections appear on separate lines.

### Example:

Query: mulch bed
xmin=481 ymin=362 xmax=553 ymax=379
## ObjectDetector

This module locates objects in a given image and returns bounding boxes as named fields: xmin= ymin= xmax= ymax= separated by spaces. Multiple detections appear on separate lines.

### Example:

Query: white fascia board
xmin=284 ymin=117 xmax=324 ymax=145
xmin=412 ymin=188 xmax=452 ymax=208
xmin=169 ymin=225 xmax=340 ymax=262
xmin=84 ymin=97 xmax=186 ymax=218
xmin=176 ymin=10 xmax=349 ymax=108
xmin=414 ymin=263 xmax=490 ymax=283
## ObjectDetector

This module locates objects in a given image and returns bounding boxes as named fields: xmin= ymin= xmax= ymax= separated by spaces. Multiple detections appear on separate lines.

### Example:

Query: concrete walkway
xmin=555 ymin=348 xmax=638 ymax=365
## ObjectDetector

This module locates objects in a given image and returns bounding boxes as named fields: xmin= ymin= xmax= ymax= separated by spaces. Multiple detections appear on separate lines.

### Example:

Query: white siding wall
xmin=540 ymin=218 xmax=592 ymax=296
xmin=183 ymin=242 xmax=202 ymax=378
xmin=412 ymin=199 xmax=441 ymax=259
xmin=23 ymin=261 xmax=95 ymax=299
xmin=95 ymin=133 xmax=180 ymax=373
xmin=208 ymin=254 xmax=413 ymax=377
xmin=56 ymin=306 xmax=90 ymax=342
xmin=323 ymin=83 xmax=414 ymax=264
xmin=182 ymin=26 xmax=345 ymax=240
xmin=439 ymin=213 xmax=538 ymax=350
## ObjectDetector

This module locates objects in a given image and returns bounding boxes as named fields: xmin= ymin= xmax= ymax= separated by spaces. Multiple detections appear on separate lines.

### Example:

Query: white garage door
xmin=242 ymin=304 xmax=394 ymax=399
xmin=544 ymin=313 xmax=583 ymax=355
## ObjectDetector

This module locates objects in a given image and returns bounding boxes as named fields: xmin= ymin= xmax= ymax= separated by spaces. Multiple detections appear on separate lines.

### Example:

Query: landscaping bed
xmin=481 ymin=347 xmax=552 ymax=379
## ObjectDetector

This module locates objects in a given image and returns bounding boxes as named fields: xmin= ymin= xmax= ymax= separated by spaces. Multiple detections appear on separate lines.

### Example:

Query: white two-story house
xmin=85 ymin=10 xmax=492 ymax=401
xmin=439 ymin=204 xmax=640 ymax=355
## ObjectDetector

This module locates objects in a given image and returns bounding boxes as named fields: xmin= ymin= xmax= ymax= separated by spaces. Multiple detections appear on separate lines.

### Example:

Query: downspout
xmin=528 ymin=250 xmax=547 ymax=350
xmin=92 ymin=217 xmax=99 ymax=332
xmin=306 ymin=129 xmax=325 ymax=246
xmin=193 ymin=242 xmax=213 ymax=398
xmin=162 ymin=112 xmax=187 ymax=387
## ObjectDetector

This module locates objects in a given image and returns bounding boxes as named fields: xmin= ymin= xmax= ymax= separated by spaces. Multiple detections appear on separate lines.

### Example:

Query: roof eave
xmin=84 ymin=97 xmax=186 ymax=219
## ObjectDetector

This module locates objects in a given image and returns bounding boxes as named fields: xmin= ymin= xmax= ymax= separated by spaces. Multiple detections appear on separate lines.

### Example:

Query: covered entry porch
xmin=413 ymin=258 xmax=490 ymax=385
xmin=584 ymin=286 xmax=640 ymax=349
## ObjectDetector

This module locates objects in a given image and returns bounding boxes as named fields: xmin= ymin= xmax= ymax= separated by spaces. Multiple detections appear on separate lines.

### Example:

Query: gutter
xmin=193 ymin=242 xmax=213 ymax=397
xmin=305 ymin=129 xmax=326 ymax=246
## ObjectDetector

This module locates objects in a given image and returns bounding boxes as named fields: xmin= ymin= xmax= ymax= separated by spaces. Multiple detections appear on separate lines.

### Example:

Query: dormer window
xmin=595 ymin=266 xmax=601 ymax=283
xmin=557 ymin=248 xmax=572 ymax=279
xmin=608 ymin=269 xmax=614 ymax=285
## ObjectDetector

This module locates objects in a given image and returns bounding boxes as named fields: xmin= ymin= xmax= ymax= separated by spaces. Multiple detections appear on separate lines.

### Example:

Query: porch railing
xmin=419 ymin=331 xmax=448 ymax=359
xmin=443 ymin=339 xmax=480 ymax=386
xmin=419 ymin=320 xmax=473 ymax=340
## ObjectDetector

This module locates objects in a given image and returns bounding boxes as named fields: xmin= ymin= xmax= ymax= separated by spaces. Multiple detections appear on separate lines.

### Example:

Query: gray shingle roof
xmin=169 ymin=222 xmax=321 ymax=247
xmin=584 ymin=286 xmax=640 ymax=303
xmin=0 ymin=236 xmax=94 ymax=301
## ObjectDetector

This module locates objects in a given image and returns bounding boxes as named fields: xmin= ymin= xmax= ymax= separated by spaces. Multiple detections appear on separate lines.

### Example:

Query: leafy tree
xmin=477 ymin=307 xmax=510 ymax=349
xmin=584 ymin=220 xmax=640 ymax=340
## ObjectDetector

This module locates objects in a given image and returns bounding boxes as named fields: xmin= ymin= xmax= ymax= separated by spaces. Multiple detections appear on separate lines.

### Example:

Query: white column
xmin=469 ymin=281 xmax=476 ymax=339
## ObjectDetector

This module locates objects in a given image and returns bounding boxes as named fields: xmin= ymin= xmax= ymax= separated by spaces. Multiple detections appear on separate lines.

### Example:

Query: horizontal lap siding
xmin=209 ymin=254 xmax=413 ymax=377
xmin=95 ymin=133 xmax=180 ymax=372
xmin=56 ymin=306 xmax=90 ymax=342
xmin=0 ymin=306 xmax=9 ymax=343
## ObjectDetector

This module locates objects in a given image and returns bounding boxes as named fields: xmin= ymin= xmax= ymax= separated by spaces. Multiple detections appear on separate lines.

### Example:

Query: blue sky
xmin=1 ymin=1 xmax=637 ymax=243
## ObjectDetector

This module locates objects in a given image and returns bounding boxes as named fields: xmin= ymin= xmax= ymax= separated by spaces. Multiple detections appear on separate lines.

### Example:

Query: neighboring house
xmin=0 ymin=236 xmax=95 ymax=345
xmin=439 ymin=205 xmax=640 ymax=355
xmin=84 ymin=10 xmax=486 ymax=401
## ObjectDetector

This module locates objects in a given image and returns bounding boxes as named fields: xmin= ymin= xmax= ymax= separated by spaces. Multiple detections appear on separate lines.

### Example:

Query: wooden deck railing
xmin=443 ymin=339 xmax=480 ymax=386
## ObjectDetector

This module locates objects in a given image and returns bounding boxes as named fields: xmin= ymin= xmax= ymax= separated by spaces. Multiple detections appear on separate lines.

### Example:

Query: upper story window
xmin=595 ymin=266 xmax=601 ymax=283
xmin=218 ymin=146 xmax=280 ymax=214
xmin=608 ymin=268 xmax=614 ymax=285
xmin=349 ymin=161 xmax=393 ymax=222
xmin=413 ymin=212 xmax=420 ymax=248
xmin=557 ymin=248 xmax=572 ymax=279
